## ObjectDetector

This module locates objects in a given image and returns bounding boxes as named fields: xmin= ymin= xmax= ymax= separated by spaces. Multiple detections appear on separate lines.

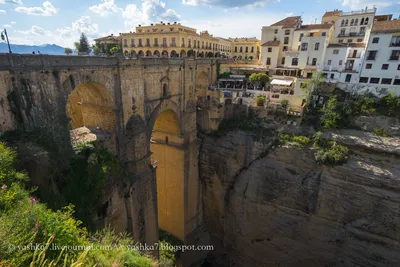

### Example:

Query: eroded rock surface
xmin=200 ymin=131 xmax=400 ymax=267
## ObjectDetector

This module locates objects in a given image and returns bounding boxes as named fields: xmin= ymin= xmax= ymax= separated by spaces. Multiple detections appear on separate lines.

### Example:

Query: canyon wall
xmin=199 ymin=130 xmax=400 ymax=267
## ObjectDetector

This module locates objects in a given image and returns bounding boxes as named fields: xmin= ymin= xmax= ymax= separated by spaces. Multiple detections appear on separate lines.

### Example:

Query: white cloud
xmin=0 ymin=0 xmax=23 ymax=5
xmin=285 ymin=12 xmax=293 ymax=16
xmin=2 ymin=23 xmax=11 ymax=28
xmin=56 ymin=16 xmax=99 ymax=39
xmin=340 ymin=0 xmax=393 ymax=9
xmin=182 ymin=0 xmax=271 ymax=8
xmin=0 ymin=9 xmax=5 ymax=13
xmin=123 ymin=0 xmax=181 ymax=27
xmin=15 ymin=1 xmax=58 ymax=16
xmin=16 ymin=25 xmax=52 ymax=36
xmin=89 ymin=0 xmax=122 ymax=16
xmin=10 ymin=21 xmax=16 ymax=24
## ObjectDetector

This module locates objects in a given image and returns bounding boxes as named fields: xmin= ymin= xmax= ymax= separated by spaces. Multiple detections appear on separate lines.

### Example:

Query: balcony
xmin=131 ymin=44 xmax=136 ymax=48
xmin=153 ymin=44 xmax=159 ymax=47
xmin=171 ymin=44 xmax=176 ymax=47
xmin=146 ymin=44 xmax=150 ymax=47
xmin=390 ymin=42 xmax=400 ymax=47
xmin=337 ymin=32 xmax=365 ymax=38
xmin=347 ymin=54 xmax=360 ymax=58
xmin=389 ymin=55 xmax=399 ymax=60
xmin=138 ymin=44 xmax=143 ymax=47
xmin=366 ymin=56 xmax=376 ymax=60
xmin=160 ymin=44 xmax=167 ymax=47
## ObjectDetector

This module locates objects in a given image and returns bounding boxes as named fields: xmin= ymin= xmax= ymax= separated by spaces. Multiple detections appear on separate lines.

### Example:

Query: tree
xmin=64 ymin=48 xmax=73 ymax=55
xmin=321 ymin=96 xmax=341 ymax=129
xmin=78 ymin=33 xmax=90 ymax=53
xmin=249 ymin=73 xmax=270 ymax=88
xmin=301 ymin=72 xmax=325 ymax=107
xmin=74 ymin=42 xmax=80 ymax=53
xmin=110 ymin=46 xmax=118 ymax=55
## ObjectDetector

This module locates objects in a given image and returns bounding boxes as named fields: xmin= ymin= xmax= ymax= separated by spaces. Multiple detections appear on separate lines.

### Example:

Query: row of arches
xmin=124 ymin=50 xmax=225 ymax=58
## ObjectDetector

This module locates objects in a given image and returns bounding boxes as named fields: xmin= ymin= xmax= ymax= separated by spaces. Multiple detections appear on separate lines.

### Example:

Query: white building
xmin=358 ymin=19 xmax=400 ymax=96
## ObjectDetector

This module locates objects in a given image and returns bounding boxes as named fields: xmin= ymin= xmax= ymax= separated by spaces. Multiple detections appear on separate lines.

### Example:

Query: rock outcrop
xmin=200 ymin=130 xmax=400 ymax=267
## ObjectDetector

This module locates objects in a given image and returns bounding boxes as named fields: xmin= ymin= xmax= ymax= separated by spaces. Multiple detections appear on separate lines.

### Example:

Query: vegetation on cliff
xmin=0 ymin=142 xmax=172 ymax=267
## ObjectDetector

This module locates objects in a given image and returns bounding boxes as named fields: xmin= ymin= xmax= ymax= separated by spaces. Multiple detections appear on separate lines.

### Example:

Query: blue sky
xmin=0 ymin=0 xmax=399 ymax=48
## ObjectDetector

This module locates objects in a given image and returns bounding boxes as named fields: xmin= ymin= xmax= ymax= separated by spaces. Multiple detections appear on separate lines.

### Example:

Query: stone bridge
xmin=0 ymin=54 xmax=219 ymax=260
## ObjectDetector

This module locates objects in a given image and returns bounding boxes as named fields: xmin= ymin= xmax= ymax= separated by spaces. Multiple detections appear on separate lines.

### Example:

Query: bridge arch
xmin=147 ymin=100 xmax=185 ymax=241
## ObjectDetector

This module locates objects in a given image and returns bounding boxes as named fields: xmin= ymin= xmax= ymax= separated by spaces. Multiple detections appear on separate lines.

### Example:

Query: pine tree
xmin=79 ymin=33 xmax=90 ymax=53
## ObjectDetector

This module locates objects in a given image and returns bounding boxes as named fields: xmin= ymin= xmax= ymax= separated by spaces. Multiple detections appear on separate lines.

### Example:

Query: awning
xmin=270 ymin=79 xmax=293 ymax=86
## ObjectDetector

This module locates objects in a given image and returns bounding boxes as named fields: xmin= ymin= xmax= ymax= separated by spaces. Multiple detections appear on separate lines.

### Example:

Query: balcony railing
xmin=131 ymin=44 xmax=136 ymax=48
xmin=138 ymin=44 xmax=143 ymax=47
xmin=390 ymin=42 xmax=400 ymax=47
xmin=337 ymin=32 xmax=365 ymax=37
xmin=347 ymin=54 xmax=360 ymax=58
xmin=389 ymin=55 xmax=399 ymax=60
xmin=160 ymin=44 xmax=167 ymax=47
xmin=153 ymin=44 xmax=159 ymax=47
xmin=366 ymin=56 xmax=376 ymax=60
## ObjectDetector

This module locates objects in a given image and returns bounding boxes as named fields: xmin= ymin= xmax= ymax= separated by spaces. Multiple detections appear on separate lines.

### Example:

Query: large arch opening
xmin=66 ymin=82 xmax=116 ymax=152
xmin=150 ymin=109 xmax=185 ymax=242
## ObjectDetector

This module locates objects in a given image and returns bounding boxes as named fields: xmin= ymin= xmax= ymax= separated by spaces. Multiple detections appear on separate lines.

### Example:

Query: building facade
xmin=229 ymin=37 xmax=260 ymax=60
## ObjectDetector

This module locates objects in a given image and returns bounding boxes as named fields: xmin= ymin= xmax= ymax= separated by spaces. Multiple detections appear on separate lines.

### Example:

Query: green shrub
xmin=280 ymin=100 xmax=289 ymax=110
xmin=314 ymin=141 xmax=349 ymax=165
xmin=279 ymin=134 xmax=310 ymax=149
xmin=0 ymin=142 xmax=28 ymax=186
xmin=321 ymin=96 xmax=341 ymax=129
xmin=373 ymin=128 xmax=392 ymax=137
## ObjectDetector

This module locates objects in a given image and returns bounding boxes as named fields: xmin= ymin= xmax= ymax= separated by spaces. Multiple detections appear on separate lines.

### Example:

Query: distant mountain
xmin=0 ymin=43 xmax=68 ymax=55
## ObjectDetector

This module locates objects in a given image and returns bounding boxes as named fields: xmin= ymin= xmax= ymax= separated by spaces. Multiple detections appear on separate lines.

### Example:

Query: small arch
xmin=365 ymin=17 xmax=369 ymax=25
xmin=360 ymin=18 xmax=364 ymax=25
xmin=161 ymin=50 xmax=168 ymax=57
xmin=341 ymin=20 xmax=345 ymax=26
xmin=249 ymin=56 xmax=253 ymax=60
xmin=214 ymin=52 xmax=220 ymax=58
xmin=131 ymin=51 xmax=137 ymax=57
xmin=345 ymin=19 xmax=348 ymax=26
xmin=354 ymin=18 xmax=358 ymax=25
xmin=153 ymin=50 xmax=160 ymax=57
xmin=187 ymin=50 xmax=195 ymax=57
xmin=138 ymin=50 xmax=144 ymax=57
xmin=180 ymin=50 xmax=186 ymax=57
xmin=124 ymin=50 xmax=129 ymax=56
xmin=206 ymin=52 xmax=213 ymax=58
xmin=171 ymin=50 xmax=178 ymax=58
xmin=146 ymin=50 xmax=152 ymax=57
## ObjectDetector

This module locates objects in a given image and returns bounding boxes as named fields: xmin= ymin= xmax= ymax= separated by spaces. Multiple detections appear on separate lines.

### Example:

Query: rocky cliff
xmin=199 ymin=130 xmax=400 ymax=267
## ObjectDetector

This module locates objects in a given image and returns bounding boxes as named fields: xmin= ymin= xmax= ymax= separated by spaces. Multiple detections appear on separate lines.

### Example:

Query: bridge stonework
xmin=0 ymin=54 xmax=219 ymax=262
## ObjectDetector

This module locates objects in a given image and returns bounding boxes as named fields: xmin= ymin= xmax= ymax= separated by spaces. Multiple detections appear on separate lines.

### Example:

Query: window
xmin=372 ymin=37 xmax=379 ymax=43
xmin=330 ymin=73 xmax=334 ymax=79
xmin=268 ymin=47 xmax=272 ymax=52
xmin=339 ymin=60 xmax=343 ymax=65
xmin=274 ymin=37 xmax=277 ymax=41
xmin=333 ymin=49 xmax=339 ymax=55
xmin=235 ymin=47 xmax=237 ymax=52
xmin=245 ymin=47 xmax=248 ymax=53
xmin=390 ymin=50 xmax=400 ymax=60
xmin=315 ymin=43 xmax=320 ymax=50
xmin=370 ymin=77 xmax=380 ymax=84
xmin=382 ymin=64 xmax=389 ymax=70
xmin=350 ymin=19 xmax=354 ymax=26
xmin=312 ymin=58 xmax=317 ymax=66
xmin=182 ymin=38 xmax=185 ymax=46
xmin=309 ymin=33 xmax=314 ymax=37
xmin=359 ymin=77 xmax=368 ymax=83
xmin=131 ymin=39 xmax=135 ymax=47
xmin=281 ymin=57 xmax=285 ymax=65
xmin=154 ymin=38 xmax=158 ymax=46
xmin=292 ymin=58 xmax=298 ymax=66
xmin=322 ymin=32 xmax=326 ymax=36
xmin=364 ymin=17 xmax=369 ymax=25
xmin=139 ymin=38 xmax=143 ymax=46
xmin=301 ymin=43 xmax=308 ymax=51
xmin=284 ymin=37 xmax=289 ymax=44
xmin=299 ymin=33 xmax=304 ymax=41
xmin=251 ymin=47 xmax=254 ymax=53
xmin=345 ymin=19 xmax=349 ymax=26
xmin=307 ymin=72 xmax=313 ymax=78
xmin=398 ymin=64 xmax=400 ymax=70
xmin=274 ymin=29 xmax=278 ymax=34
xmin=172 ymin=37 xmax=176 ymax=46
xmin=366 ymin=63 xmax=372 ymax=69
xmin=240 ymin=47 xmax=243 ymax=52
xmin=341 ymin=20 xmax=345 ymax=26
xmin=163 ymin=84 xmax=168 ymax=97
xmin=146 ymin=38 xmax=150 ymax=46
xmin=266 ymin=57 xmax=271 ymax=65
xmin=360 ymin=18 xmax=364 ymax=25
xmin=381 ymin=78 xmax=392 ymax=84
xmin=394 ymin=79 xmax=400 ymax=85
xmin=285 ymin=29 xmax=290 ymax=35
xmin=340 ymin=28 xmax=345 ymax=35
xmin=345 ymin=74 xmax=352 ymax=82
xmin=283 ymin=46 xmax=288 ymax=51
xmin=162 ymin=38 xmax=167 ymax=46
xmin=366 ymin=50 xmax=377 ymax=60
xmin=339 ymin=39 xmax=344 ymax=43
xmin=327 ymin=60 xmax=332 ymax=65
xmin=188 ymin=39 xmax=191 ymax=47
xmin=347 ymin=39 xmax=353 ymax=43
xmin=355 ymin=18 xmax=358 ymax=25
xmin=123 ymin=39 xmax=127 ymax=47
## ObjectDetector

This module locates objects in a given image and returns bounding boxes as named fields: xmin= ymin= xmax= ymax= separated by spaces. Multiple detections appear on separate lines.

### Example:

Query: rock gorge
xmin=199 ymin=129 xmax=400 ymax=267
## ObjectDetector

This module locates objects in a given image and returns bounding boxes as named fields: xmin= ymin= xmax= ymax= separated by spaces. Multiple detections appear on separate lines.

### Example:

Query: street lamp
xmin=1 ymin=28 xmax=12 ymax=53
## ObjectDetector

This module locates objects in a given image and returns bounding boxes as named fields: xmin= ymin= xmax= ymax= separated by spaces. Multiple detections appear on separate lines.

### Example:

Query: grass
xmin=373 ymin=128 xmax=392 ymax=137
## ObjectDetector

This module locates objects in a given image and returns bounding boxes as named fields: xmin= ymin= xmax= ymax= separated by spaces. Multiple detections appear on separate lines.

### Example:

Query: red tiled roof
xmin=271 ymin=16 xmax=301 ymax=28
xmin=261 ymin=41 xmax=280 ymax=47
xmin=295 ymin=24 xmax=333 ymax=31
xmin=323 ymin=10 xmax=342 ymax=17
xmin=372 ymin=20 xmax=400 ymax=33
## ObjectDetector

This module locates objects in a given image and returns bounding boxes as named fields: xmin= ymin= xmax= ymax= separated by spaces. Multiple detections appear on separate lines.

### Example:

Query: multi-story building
xmin=120 ymin=22 xmax=225 ymax=58
xmin=216 ymin=37 xmax=232 ymax=57
xmin=229 ymin=37 xmax=260 ymax=60
xmin=358 ymin=19 xmax=400 ymax=95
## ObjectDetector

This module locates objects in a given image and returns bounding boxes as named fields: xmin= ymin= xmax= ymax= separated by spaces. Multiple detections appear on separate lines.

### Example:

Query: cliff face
xmin=199 ymin=131 xmax=400 ymax=267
